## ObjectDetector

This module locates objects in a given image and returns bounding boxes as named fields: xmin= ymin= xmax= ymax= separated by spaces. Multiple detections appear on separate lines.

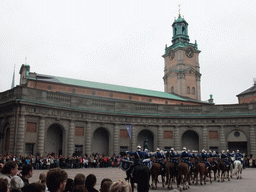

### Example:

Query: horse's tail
xmin=232 ymin=161 xmax=239 ymax=176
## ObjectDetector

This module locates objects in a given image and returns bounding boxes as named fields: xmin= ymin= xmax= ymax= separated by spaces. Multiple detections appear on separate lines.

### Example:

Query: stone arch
xmin=92 ymin=127 xmax=109 ymax=155
xmin=137 ymin=129 xmax=154 ymax=151
xmin=1 ymin=123 xmax=10 ymax=154
xmin=227 ymin=129 xmax=248 ymax=154
xmin=181 ymin=130 xmax=199 ymax=151
xmin=46 ymin=123 xmax=64 ymax=156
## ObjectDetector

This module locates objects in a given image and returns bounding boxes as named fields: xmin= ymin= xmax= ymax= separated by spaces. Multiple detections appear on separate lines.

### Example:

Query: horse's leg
xmin=227 ymin=169 xmax=230 ymax=181
xmin=162 ymin=174 xmax=165 ymax=187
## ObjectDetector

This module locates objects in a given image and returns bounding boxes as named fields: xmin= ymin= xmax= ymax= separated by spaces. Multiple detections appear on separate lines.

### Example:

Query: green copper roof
xmin=174 ymin=15 xmax=187 ymax=24
xmin=34 ymin=74 xmax=187 ymax=101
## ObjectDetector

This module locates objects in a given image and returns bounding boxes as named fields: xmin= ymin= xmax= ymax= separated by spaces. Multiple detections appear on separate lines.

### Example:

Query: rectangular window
xmin=75 ymin=145 xmax=83 ymax=156
xmin=164 ymin=131 xmax=173 ymax=139
xmin=75 ymin=127 xmax=84 ymax=136
xmin=25 ymin=143 xmax=34 ymax=155
xmin=120 ymin=129 xmax=129 ymax=138
xmin=26 ymin=122 xmax=37 ymax=133
xmin=120 ymin=146 xmax=128 ymax=152
xmin=209 ymin=131 xmax=218 ymax=139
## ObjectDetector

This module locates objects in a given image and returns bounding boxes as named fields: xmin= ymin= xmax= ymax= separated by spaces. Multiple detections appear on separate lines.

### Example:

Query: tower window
xmin=171 ymin=86 xmax=174 ymax=93
xmin=182 ymin=27 xmax=185 ymax=35
xmin=192 ymin=87 xmax=195 ymax=95
xmin=174 ymin=28 xmax=177 ymax=35
xmin=187 ymin=86 xmax=190 ymax=94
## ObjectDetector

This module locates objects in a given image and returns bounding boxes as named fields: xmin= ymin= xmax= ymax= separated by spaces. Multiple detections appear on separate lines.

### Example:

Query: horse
xmin=232 ymin=160 xmax=243 ymax=179
xmin=150 ymin=157 xmax=166 ymax=189
xmin=219 ymin=161 xmax=230 ymax=182
xmin=177 ymin=162 xmax=190 ymax=191
xmin=208 ymin=157 xmax=220 ymax=182
xmin=130 ymin=164 xmax=151 ymax=192
xmin=194 ymin=162 xmax=212 ymax=185
xmin=165 ymin=161 xmax=177 ymax=190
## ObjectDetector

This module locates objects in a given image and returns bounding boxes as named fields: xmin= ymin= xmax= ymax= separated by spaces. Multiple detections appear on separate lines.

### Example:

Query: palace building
xmin=0 ymin=13 xmax=256 ymax=157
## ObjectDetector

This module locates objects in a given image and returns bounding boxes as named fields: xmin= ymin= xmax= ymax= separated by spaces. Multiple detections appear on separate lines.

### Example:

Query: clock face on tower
xmin=169 ymin=50 xmax=175 ymax=60
xmin=185 ymin=47 xmax=194 ymax=58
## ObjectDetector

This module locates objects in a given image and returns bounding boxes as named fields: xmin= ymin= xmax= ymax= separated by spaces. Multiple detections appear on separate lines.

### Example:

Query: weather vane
xmin=178 ymin=4 xmax=181 ymax=16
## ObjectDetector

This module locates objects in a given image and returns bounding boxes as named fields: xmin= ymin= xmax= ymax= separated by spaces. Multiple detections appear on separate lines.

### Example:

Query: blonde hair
xmin=109 ymin=180 xmax=131 ymax=192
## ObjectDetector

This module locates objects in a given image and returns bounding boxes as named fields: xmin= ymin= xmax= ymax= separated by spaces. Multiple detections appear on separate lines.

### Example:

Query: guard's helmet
xmin=183 ymin=147 xmax=186 ymax=151
xmin=156 ymin=148 xmax=160 ymax=151
xmin=170 ymin=148 xmax=174 ymax=151
xmin=237 ymin=150 xmax=239 ymax=153
xmin=222 ymin=150 xmax=225 ymax=153
xmin=202 ymin=149 xmax=205 ymax=153
xmin=137 ymin=145 xmax=141 ymax=149
xmin=227 ymin=149 xmax=229 ymax=152
xmin=213 ymin=151 xmax=216 ymax=154
xmin=145 ymin=149 xmax=148 ymax=152
xmin=209 ymin=150 xmax=212 ymax=153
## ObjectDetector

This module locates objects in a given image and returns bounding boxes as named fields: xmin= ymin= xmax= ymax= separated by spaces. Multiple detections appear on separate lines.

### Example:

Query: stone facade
xmin=0 ymin=87 xmax=256 ymax=157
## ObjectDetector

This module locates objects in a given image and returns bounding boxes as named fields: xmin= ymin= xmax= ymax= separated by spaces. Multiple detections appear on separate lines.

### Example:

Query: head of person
xmin=100 ymin=178 xmax=112 ymax=191
xmin=136 ymin=146 xmax=141 ymax=152
xmin=109 ymin=180 xmax=131 ymax=192
xmin=22 ymin=183 xmax=46 ymax=192
xmin=72 ymin=185 xmax=87 ymax=192
xmin=182 ymin=147 xmax=186 ymax=152
xmin=10 ymin=175 xmax=24 ymax=191
xmin=237 ymin=150 xmax=240 ymax=153
xmin=170 ymin=148 xmax=174 ymax=152
xmin=1 ymin=161 xmax=18 ymax=176
xmin=85 ymin=174 xmax=96 ymax=189
xmin=21 ymin=164 xmax=34 ymax=178
xmin=0 ymin=178 xmax=8 ymax=192
xmin=227 ymin=149 xmax=229 ymax=153
xmin=46 ymin=168 xmax=68 ymax=192
xmin=100 ymin=180 xmax=113 ymax=192
xmin=73 ymin=173 xmax=86 ymax=187
xmin=38 ymin=172 xmax=47 ymax=184
xmin=63 ymin=178 xmax=73 ymax=192
xmin=156 ymin=148 xmax=160 ymax=152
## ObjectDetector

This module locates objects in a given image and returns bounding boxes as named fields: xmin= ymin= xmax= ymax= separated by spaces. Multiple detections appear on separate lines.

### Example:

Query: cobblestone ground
xmin=30 ymin=167 xmax=256 ymax=192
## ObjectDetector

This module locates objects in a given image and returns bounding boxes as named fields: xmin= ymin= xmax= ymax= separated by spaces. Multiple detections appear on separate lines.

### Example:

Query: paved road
xmin=30 ymin=167 xmax=256 ymax=191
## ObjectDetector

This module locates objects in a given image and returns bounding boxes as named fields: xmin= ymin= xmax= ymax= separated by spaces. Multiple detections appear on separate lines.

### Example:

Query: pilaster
xmin=16 ymin=115 xmax=25 ymax=156
xmin=67 ymin=120 xmax=75 ymax=157
xmin=37 ymin=117 xmax=45 ymax=156
xmin=85 ymin=122 xmax=92 ymax=155
xmin=174 ymin=126 xmax=180 ymax=150
xmin=202 ymin=126 xmax=208 ymax=150
xmin=219 ymin=125 xmax=226 ymax=151
xmin=113 ymin=124 xmax=119 ymax=155
xmin=157 ymin=126 xmax=164 ymax=150
xmin=131 ymin=124 xmax=136 ymax=151
xmin=250 ymin=125 xmax=256 ymax=157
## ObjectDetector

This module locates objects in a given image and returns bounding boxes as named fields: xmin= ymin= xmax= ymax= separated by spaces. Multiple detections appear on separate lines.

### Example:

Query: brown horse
xmin=165 ymin=161 xmax=177 ymax=190
xmin=208 ymin=157 xmax=220 ymax=182
xmin=177 ymin=162 xmax=190 ymax=191
xmin=194 ymin=162 xmax=212 ymax=185
xmin=150 ymin=158 xmax=166 ymax=189
xmin=219 ymin=161 xmax=230 ymax=182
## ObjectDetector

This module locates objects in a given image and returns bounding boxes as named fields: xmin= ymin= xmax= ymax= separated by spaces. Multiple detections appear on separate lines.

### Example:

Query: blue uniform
xmin=235 ymin=153 xmax=244 ymax=164
xmin=221 ymin=153 xmax=230 ymax=167
xmin=169 ymin=152 xmax=179 ymax=164
xmin=181 ymin=151 xmax=192 ymax=169
xmin=127 ymin=151 xmax=147 ymax=165
xmin=201 ymin=152 xmax=211 ymax=168
xmin=155 ymin=152 xmax=165 ymax=166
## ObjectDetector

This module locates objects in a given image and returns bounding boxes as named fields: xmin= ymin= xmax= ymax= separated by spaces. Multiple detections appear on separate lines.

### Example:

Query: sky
xmin=0 ymin=0 xmax=256 ymax=104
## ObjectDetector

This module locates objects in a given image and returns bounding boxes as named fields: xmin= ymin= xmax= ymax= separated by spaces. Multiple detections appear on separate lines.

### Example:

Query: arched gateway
xmin=228 ymin=130 xmax=248 ymax=154
xmin=46 ymin=124 xmax=63 ymax=156
xmin=137 ymin=130 xmax=154 ymax=151
xmin=92 ymin=127 xmax=109 ymax=155
xmin=182 ymin=130 xmax=199 ymax=151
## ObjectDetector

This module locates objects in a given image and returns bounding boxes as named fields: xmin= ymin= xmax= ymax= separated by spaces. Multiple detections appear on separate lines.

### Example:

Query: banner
xmin=125 ymin=124 xmax=132 ymax=139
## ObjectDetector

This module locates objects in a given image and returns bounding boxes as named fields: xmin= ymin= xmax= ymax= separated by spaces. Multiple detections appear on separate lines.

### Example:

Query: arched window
xmin=174 ymin=28 xmax=177 ymax=35
xmin=192 ymin=87 xmax=195 ymax=95
xmin=171 ymin=86 xmax=174 ymax=93
xmin=182 ymin=27 xmax=185 ymax=35
xmin=187 ymin=86 xmax=190 ymax=94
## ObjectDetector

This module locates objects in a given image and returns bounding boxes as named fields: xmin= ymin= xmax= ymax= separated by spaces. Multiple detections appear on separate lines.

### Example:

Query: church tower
xmin=162 ymin=12 xmax=201 ymax=100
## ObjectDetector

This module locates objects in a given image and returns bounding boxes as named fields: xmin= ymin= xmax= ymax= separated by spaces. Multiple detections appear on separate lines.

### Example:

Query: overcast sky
xmin=0 ymin=0 xmax=256 ymax=104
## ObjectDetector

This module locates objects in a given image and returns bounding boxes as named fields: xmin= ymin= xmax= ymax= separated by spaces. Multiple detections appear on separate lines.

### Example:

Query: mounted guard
xmin=235 ymin=150 xmax=244 ymax=165
xmin=180 ymin=147 xmax=192 ymax=169
xmin=201 ymin=149 xmax=211 ymax=169
xmin=221 ymin=150 xmax=230 ymax=167
xmin=155 ymin=148 xmax=166 ymax=171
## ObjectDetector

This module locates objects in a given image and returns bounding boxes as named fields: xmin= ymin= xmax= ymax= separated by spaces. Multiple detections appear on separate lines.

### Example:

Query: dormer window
xmin=174 ymin=28 xmax=177 ymax=35
xmin=182 ymin=27 xmax=185 ymax=35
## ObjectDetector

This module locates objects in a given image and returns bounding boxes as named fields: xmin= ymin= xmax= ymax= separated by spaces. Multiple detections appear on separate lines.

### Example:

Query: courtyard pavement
xmin=30 ymin=167 xmax=256 ymax=192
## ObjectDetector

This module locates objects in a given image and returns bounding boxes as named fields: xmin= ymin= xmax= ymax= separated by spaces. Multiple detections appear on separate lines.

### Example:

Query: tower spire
xmin=178 ymin=4 xmax=181 ymax=16
xmin=11 ymin=65 xmax=15 ymax=89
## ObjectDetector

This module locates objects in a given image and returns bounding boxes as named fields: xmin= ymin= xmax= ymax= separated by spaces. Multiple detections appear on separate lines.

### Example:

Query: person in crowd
xmin=85 ymin=174 xmax=98 ymax=192
xmin=0 ymin=178 xmax=9 ymax=192
xmin=46 ymin=168 xmax=68 ymax=192
xmin=37 ymin=172 xmax=48 ymax=191
xmin=19 ymin=164 xmax=33 ymax=187
xmin=63 ymin=178 xmax=73 ymax=192
xmin=72 ymin=185 xmax=87 ymax=192
xmin=73 ymin=174 xmax=86 ymax=187
xmin=22 ymin=183 xmax=46 ymax=192
xmin=100 ymin=181 xmax=112 ymax=192
xmin=109 ymin=180 xmax=131 ymax=192
xmin=0 ymin=161 xmax=19 ymax=188
xmin=99 ymin=178 xmax=112 ymax=192
xmin=10 ymin=176 xmax=24 ymax=192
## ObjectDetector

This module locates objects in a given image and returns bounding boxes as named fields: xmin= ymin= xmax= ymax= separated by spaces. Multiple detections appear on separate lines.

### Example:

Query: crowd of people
xmin=0 ymin=154 xmax=121 ymax=171
xmin=0 ymin=160 xmax=132 ymax=192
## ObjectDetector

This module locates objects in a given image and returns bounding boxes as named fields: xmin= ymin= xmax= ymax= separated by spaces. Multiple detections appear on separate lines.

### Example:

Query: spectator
xmin=22 ymin=183 xmax=46 ymax=192
xmin=72 ymin=185 xmax=87 ymax=192
xmin=0 ymin=178 xmax=9 ymax=192
xmin=38 ymin=173 xmax=48 ymax=191
xmin=63 ymin=178 xmax=73 ymax=192
xmin=0 ymin=161 xmax=18 ymax=188
xmin=100 ymin=181 xmax=112 ymax=192
xmin=85 ymin=174 xmax=98 ymax=192
xmin=10 ymin=176 xmax=24 ymax=192
xmin=99 ymin=179 xmax=112 ymax=192
xmin=46 ymin=168 xmax=68 ymax=192
xmin=109 ymin=180 xmax=131 ymax=192
xmin=73 ymin=174 xmax=86 ymax=187
xmin=20 ymin=164 xmax=33 ymax=187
